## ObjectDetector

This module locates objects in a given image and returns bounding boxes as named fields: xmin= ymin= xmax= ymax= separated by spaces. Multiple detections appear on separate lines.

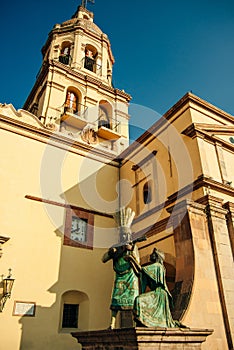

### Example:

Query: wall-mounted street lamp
xmin=0 ymin=268 xmax=15 ymax=312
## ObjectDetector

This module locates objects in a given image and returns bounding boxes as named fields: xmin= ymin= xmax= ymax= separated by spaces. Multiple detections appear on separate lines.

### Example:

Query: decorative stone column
xmin=223 ymin=201 xmax=234 ymax=260
xmin=72 ymin=327 xmax=213 ymax=350
xmin=204 ymin=195 xmax=234 ymax=349
xmin=167 ymin=200 xmax=195 ymax=321
xmin=167 ymin=198 xmax=230 ymax=349
xmin=72 ymin=31 xmax=82 ymax=70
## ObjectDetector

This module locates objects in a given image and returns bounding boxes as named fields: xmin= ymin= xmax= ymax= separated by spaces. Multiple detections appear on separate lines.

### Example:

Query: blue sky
xmin=0 ymin=0 xmax=234 ymax=139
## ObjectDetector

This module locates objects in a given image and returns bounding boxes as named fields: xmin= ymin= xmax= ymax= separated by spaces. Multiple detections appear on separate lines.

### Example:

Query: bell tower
xmin=24 ymin=3 xmax=131 ymax=152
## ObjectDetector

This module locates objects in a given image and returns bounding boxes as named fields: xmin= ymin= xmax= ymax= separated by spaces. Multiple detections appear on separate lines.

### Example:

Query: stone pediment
xmin=0 ymin=103 xmax=46 ymax=129
xmin=183 ymin=122 xmax=234 ymax=147
xmin=198 ymin=124 xmax=234 ymax=145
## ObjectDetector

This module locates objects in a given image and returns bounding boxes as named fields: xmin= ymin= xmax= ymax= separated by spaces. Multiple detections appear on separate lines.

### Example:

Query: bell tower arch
xmin=23 ymin=3 xmax=131 ymax=153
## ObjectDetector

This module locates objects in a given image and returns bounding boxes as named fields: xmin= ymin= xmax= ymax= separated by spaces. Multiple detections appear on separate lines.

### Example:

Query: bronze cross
xmin=81 ymin=0 xmax=95 ymax=8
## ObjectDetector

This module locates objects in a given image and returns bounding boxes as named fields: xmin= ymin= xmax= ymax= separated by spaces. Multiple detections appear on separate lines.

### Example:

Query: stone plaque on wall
xmin=13 ymin=301 xmax=36 ymax=316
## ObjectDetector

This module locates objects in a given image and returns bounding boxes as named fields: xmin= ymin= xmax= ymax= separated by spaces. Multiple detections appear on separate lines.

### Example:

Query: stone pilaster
xmin=167 ymin=200 xmax=195 ymax=321
xmin=204 ymin=195 xmax=234 ymax=349
xmin=168 ymin=198 xmax=231 ymax=349
xmin=72 ymin=31 xmax=82 ymax=70
xmin=223 ymin=201 xmax=234 ymax=260
xmin=215 ymin=142 xmax=229 ymax=184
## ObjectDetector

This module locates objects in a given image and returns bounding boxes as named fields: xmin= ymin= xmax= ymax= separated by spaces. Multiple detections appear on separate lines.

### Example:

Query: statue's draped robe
xmin=111 ymin=245 xmax=139 ymax=310
xmin=134 ymin=262 xmax=179 ymax=327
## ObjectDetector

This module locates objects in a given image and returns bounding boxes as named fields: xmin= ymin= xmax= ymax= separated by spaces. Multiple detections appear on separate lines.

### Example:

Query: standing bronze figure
xmin=102 ymin=207 xmax=141 ymax=329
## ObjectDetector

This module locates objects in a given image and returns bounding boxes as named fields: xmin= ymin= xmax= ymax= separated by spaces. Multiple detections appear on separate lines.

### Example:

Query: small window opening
xmin=143 ymin=181 xmax=152 ymax=204
xmin=98 ymin=105 xmax=110 ymax=129
xmin=62 ymin=304 xmax=79 ymax=328
xmin=30 ymin=102 xmax=38 ymax=116
xmin=64 ymin=91 xmax=78 ymax=114
xmin=84 ymin=50 xmax=95 ymax=71
xmin=84 ymin=45 xmax=97 ymax=72
xmin=59 ymin=45 xmax=71 ymax=65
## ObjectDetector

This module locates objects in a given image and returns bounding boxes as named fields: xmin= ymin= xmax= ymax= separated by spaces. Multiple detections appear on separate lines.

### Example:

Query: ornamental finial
xmin=81 ymin=0 xmax=95 ymax=9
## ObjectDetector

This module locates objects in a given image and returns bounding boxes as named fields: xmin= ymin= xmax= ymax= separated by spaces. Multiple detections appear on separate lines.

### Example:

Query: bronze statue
xmin=134 ymin=248 xmax=185 ymax=328
xmin=103 ymin=208 xmax=184 ymax=329
xmin=102 ymin=207 xmax=141 ymax=329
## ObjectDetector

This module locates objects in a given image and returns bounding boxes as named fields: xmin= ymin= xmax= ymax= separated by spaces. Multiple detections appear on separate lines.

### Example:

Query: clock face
xmin=71 ymin=216 xmax=87 ymax=243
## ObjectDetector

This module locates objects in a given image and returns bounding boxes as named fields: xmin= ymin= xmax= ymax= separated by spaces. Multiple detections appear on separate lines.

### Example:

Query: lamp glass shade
xmin=3 ymin=278 xmax=14 ymax=296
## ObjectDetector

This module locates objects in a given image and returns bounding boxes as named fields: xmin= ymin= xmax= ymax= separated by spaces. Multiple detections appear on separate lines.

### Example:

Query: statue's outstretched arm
xmin=102 ymin=251 xmax=111 ymax=263
xmin=102 ymin=247 xmax=118 ymax=263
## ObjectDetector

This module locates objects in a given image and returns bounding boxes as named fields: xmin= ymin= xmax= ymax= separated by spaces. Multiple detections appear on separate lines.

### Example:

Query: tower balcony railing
xmin=61 ymin=102 xmax=88 ymax=128
xmin=61 ymin=104 xmax=121 ymax=140
xmin=97 ymin=119 xmax=121 ymax=140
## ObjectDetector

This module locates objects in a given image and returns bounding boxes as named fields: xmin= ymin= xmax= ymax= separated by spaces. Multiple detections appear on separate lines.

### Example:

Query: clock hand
xmin=71 ymin=229 xmax=80 ymax=233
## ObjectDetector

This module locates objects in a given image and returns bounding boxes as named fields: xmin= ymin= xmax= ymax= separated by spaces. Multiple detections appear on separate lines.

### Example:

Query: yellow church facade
xmin=0 ymin=4 xmax=233 ymax=350
xmin=120 ymin=92 xmax=234 ymax=350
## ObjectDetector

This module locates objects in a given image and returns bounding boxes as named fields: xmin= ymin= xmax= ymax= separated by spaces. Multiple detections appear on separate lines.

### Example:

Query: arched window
xmin=64 ymin=90 xmax=78 ymax=114
xmin=143 ymin=181 xmax=152 ymax=204
xmin=59 ymin=43 xmax=71 ymax=65
xmin=98 ymin=101 xmax=112 ymax=129
xmin=84 ymin=44 xmax=97 ymax=72
xmin=60 ymin=290 xmax=89 ymax=331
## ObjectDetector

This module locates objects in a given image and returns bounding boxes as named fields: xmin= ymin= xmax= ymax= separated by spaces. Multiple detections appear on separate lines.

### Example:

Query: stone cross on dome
xmin=81 ymin=0 xmax=95 ymax=9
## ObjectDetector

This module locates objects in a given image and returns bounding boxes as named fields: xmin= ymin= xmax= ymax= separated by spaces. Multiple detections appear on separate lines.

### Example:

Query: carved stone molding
xmin=223 ymin=201 xmax=234 ymax=217
xmin=199 ymin=195 xmax=228 ymax=219
xmin=167 ymin=198 xmax=206 ymax=217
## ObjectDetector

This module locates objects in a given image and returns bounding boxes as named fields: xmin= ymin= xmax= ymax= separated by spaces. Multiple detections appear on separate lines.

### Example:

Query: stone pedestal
xmin=72 ymin=327 xmax=213 ymax=350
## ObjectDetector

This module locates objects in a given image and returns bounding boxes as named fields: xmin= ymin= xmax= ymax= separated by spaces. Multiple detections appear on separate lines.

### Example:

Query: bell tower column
xmin=72 ymin=31 xmax=82 ymax=70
